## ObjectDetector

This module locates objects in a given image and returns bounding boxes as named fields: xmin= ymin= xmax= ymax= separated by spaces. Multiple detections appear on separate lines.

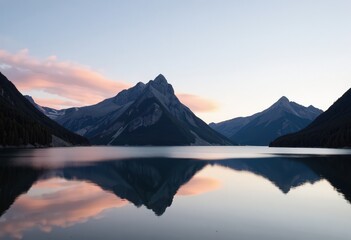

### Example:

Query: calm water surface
xmin=0 ymin=146 xmax=351 ymax=240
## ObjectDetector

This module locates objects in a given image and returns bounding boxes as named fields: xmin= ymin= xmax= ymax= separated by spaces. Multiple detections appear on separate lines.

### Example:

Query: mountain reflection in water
xmin=0 ymin=147 xmax=351 ymax=240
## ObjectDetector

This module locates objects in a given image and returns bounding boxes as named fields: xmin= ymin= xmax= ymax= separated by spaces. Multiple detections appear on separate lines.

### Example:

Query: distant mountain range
xmin=11 ymin=68 xmax=351 ymax=148
xmin=210 ymin=96 xmax=322 ymax=146
xmin=28 ymin=74 xmax=234 ymax=146
xmin=271 ymin=88 xmax=351 ymax=148
xmin=0 ymin=72 xmax=88 ymax=147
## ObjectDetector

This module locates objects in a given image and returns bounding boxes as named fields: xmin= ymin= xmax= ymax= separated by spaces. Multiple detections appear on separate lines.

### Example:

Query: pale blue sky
xmin=1 ymin=0 xmax=350 ymax=122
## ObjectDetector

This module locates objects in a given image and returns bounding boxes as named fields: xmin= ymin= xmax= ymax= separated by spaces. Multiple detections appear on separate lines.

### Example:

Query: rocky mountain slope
xmin=211 ymin=97 xmax=322 ymax=146
xmin=31 ymin=74 xmax=234 ymax=146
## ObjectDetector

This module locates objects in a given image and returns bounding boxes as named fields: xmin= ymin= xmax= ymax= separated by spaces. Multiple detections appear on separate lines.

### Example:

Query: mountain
xmin=0 ymin=72 xmax=89 ymax=147
xmin=210 ymin=96 xmax=322 ymax=146
xmin=48 ymin=74 xmax=233 ymax=146
xmin=209 ymin=115 xmax=256 ymax=138
xmin=24 ymin=96 xmax=65 ymax=120
xmin=270 ymin=88 xmax=351 ymax=148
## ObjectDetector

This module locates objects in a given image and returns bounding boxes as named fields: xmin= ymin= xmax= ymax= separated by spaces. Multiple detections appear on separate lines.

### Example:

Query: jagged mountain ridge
xmin=37 ymin=74 xmax=234 ymax=146
xmin=211 ymin=96 xmax=322 ymax=146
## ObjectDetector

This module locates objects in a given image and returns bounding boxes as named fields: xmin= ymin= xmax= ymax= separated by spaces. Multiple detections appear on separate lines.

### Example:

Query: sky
xmin=0 ymin=0 xmax=350 ymax=123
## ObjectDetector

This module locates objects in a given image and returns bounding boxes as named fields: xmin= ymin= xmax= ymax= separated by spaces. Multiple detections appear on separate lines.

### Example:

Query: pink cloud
xmin=0 ymin=49 xmax=130 ymax=108
xmin=0 ymin=178 xmax=128 ymax=239
xmin=177 ymin=93 xmax=219 ymax=112
xmin=177 ymin=176 xmax=221 ymax=196
xmin=0 ymin=49 xmax=218 ymax=113
xmin=0 ymin=174 xmax=221 ymax=239
xmin=34 ymin=97 xmax=80 ymax=109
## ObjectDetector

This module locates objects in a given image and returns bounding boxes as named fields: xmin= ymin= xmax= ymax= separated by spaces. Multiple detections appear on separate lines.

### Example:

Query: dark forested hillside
xmin=270 ymin=88 xmax=351 ymax=148
xmin=0 ymin=72 xmax=88 ymax=147
xmin=0 ymin=104 xmax=51 ymax=146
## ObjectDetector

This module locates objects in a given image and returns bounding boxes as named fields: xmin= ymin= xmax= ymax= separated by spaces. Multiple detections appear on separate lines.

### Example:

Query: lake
xmin=0 ymin=146 xmax=351 ymax=240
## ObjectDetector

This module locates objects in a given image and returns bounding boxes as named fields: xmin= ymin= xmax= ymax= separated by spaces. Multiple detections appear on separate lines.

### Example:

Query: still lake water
xmin=1 ymin=146 xmax=351 ymax=240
